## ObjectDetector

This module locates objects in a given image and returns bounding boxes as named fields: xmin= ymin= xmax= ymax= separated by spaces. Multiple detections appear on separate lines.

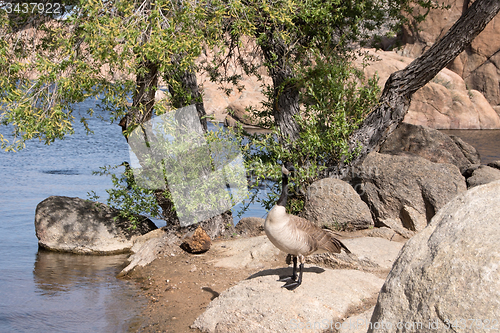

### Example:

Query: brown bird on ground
xmin=264 ymin=162 xmax=350 ymax=290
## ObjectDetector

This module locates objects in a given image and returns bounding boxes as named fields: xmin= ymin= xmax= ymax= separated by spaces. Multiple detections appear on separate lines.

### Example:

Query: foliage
xmin=239 ymin=55 xmax=380 ymax=215
xmin=89 ymin=117 xmax=249 ymax=225
xmin=201 ymin=0 xmax=437 ymax=214
xmin=206 ymin=0 xmax=442 ymax=89
xmin=1 ymin=0 xmax=434 ymax=222
xmin=89 ymin=164 xmax=162 ymax=228
xmin=0 ymin=0 xmax=220 ymax=151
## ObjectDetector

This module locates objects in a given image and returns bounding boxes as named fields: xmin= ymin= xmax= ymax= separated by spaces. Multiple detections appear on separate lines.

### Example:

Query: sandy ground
xmin=123 ymin=229 xmax=395 ymax=333
xmin=124 ymin=237 xmax=286 ymax=333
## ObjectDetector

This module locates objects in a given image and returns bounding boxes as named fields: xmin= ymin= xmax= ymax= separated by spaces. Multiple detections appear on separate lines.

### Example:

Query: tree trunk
xmin=166 ymin=69 xmax=236 ymax=236
xmin=335 ymin=0 xmax=500 ymax=180
xmin=270 ymin=66 xmax=301 ymax=143
xmin=119 ymin=60 xmax=158 ymax=136
xmin=169 ymin=69 xmax=208 ymax=132
xmin=119 ymin=0 xmax=158 ymax=137
xmin=259 ymin=32 xmax=301 ymax=143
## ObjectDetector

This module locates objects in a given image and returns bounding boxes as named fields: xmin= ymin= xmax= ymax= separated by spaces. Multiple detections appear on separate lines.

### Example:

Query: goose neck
xmin=277 ymin=173 xmax=289 ymax=207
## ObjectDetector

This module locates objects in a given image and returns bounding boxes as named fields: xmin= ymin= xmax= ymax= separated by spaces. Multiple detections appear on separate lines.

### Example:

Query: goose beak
xmin=283 ymin=162 xmax=295 ymax=173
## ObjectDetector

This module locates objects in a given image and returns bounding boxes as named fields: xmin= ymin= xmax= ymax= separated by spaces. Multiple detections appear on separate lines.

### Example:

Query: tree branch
xmin=335 ymin=0 xmax=500 ymax=180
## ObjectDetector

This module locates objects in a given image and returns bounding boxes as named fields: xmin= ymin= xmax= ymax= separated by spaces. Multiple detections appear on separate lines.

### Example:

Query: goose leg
xmin=278 ymin=255 xmax=298 ymax=283
xmin=279 ymin=255 xmax=304 ymax=290
xmin=283 ymin=262 xmax=303 ymax=290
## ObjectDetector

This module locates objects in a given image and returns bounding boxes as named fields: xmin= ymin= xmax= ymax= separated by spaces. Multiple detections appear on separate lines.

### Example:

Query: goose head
xmin=281 ymin=162 xmax=295 ymax=176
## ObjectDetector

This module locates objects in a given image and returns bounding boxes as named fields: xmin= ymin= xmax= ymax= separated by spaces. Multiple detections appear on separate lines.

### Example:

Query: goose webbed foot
xmin=278 ymin=275 xmax=296 ymax=283
xmin=278 ymin=256 xmax=303 ymax=290
xmin=282 ymin=277 xmax=301 ymax=290
xmin=282 ymin=263 xmax=303 ymax=290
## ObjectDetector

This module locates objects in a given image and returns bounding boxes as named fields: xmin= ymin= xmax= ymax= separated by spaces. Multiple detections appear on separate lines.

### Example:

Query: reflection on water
xmin=0 ymin=249 xmax=146 ymax=333
xmin=441 ymin=129 xmax=500 ymax=165
xmin=28 ymin=250 xmax=145 ymax=332
xmin=0 ymin=100 xmax=148 ymax=333
xmin=33 ymin=250 xmax=128 ymax=296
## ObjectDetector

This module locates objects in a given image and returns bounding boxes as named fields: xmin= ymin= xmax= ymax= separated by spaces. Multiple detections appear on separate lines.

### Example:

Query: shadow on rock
xmin=246 ymin=266 xmax=325 ymax=281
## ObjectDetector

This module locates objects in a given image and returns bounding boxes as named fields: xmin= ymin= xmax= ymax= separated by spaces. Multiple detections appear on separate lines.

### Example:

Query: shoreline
xmin=124 ymin=230 xmax=401 ymax=332
xmin=124 ymin=235 xmax=286 ymax=332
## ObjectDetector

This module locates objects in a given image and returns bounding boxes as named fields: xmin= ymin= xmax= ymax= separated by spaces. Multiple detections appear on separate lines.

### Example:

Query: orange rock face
xmin=360 ymin=49 xmax=500 ymax=129
xmin=401 ymin=0 xmax=500 ymax=106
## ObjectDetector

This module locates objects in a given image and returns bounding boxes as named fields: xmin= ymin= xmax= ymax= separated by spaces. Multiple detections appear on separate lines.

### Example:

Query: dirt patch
xmin=124 ymin=231 xmax=401 ymax=332
xmin=124 ymin=237 xmax=285 ymax=332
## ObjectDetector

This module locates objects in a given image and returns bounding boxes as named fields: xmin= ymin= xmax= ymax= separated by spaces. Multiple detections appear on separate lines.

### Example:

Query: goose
xmin=264 ymin=162 xmax=351 ymax=290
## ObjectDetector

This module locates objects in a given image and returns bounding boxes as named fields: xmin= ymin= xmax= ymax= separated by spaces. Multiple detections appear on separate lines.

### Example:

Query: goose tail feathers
xmin=323 ymin=229 xmax=351 ymax=254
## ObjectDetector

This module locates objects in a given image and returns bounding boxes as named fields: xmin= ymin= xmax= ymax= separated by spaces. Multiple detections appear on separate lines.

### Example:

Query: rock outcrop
xmin=379 ymin=122 xmax=480 ymax=172
xmin=400 ymin=0 xmax=500 ymax=107
xmin=154 ymin=5 xmax=500 ymax=130
xmin=301 ymin=178 xmax=374 ymax=231
xmin=368 ymin=180 xmax=500 ymax=332
xmin=35 ymin=196 xmax=157 ymax=254
xmin=361 ymin=49 xmax=500 ymax=129
xmin=195 ymin=45 xmax=270 ymax=124
xmin=192 ymin=235 xmax=403 ymax=332
xmin=354 ymin=152 xmax=467 ymax=235
xmin=201 ymin=46 xmax=500 ymax=129
xmin=174 ymin=24 xmax=500 ymax=130
xmin=466 ymin=165 xmax=500 ymax=188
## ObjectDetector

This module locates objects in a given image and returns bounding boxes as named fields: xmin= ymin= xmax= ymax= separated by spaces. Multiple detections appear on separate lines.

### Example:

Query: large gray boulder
xmin=35 ymin=196 xmax=157 ymax=254
xmin=301 ymin=178 xmax=374 ymax=230
xmin=354 ymin=152 xmax=466 ymax=235
xmin=192 ymin=235 xmax=404 ymax=332
xmin=368 ymin=180 xmax=500 ymax=332
xmin=192 ymin=269 xmax=385 ymax=333
xmin=378 ymin=122 xmax=480 ymax=172
xmin=466 ymin=165 xmax=500 ymax=188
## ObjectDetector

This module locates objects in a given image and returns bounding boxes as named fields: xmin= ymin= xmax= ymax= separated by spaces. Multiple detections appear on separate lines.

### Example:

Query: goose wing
xmin=323 ymin=229 xmax=351 ymax=254
xmin=291 ymin=215 xmax=350 ymax=255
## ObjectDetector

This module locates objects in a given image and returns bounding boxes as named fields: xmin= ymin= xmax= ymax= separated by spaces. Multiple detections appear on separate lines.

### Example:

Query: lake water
xmin=440 ymin=129 xmax=500 ymax=165
xmin=0 ymin=99 xmax=268 ymax=333
xmin=0 ymin=99 xmax=148 ymax=332
xmin=0 ymin=101 xmax=498 ymax=333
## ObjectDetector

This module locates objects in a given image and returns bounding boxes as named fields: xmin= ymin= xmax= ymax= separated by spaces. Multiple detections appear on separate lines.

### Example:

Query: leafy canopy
xmin=0 ymin=0 xmax=220 ymax=150
xmin=1 ymin=0 xmax=439 ymax=223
